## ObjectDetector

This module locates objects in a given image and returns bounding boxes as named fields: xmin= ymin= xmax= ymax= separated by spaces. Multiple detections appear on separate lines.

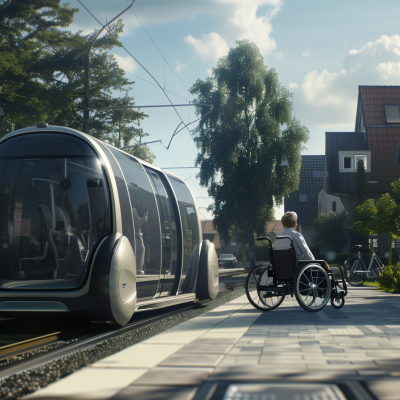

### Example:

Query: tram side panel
xmin=0 ymin=125 xmax=219 ymax=324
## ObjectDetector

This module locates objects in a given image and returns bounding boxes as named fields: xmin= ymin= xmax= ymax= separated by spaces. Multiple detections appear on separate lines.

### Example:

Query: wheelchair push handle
xmin=254 ymin=236 xmax=272 ymax=247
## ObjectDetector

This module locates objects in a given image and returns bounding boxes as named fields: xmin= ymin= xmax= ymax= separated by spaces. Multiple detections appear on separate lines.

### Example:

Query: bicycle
xmin=344 ymin=245 xmax=384 ymax=287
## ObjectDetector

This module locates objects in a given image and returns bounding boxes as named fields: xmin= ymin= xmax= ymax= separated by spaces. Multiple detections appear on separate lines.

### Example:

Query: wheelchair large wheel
xmin=245 ymin=265 xmax=285 ymax=311
xmin=295 ymin=264 xmax=331 ymax=312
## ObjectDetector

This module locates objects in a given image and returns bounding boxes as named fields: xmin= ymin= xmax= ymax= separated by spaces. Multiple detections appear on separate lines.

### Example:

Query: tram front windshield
xmin=0 ymin=133 xmax=110 ymax=290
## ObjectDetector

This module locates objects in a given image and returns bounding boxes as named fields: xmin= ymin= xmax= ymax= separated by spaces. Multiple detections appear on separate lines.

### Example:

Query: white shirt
xmin=272 ymin=228 xmax=315 ymax=261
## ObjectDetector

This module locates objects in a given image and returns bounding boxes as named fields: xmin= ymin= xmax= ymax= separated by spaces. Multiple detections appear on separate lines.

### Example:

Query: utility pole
xmin=83 ymin=0 xmax=135 ymax=134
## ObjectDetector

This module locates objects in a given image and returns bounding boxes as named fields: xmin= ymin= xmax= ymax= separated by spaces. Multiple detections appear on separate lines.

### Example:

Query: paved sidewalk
xmin=28 ymin=287 xmax=400 ymax=400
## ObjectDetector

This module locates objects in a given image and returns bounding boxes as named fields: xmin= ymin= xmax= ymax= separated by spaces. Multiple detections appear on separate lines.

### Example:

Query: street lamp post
xmin=83 ymin=0 xmax=135 ymax=133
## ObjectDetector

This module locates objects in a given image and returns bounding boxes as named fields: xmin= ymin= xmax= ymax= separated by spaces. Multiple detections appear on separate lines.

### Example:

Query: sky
xmin=68 ymin=0 xmax=400 ymax=220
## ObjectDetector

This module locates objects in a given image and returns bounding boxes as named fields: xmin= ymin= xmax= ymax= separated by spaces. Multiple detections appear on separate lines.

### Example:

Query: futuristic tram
xmin=0 ymin=124 xmax=219 ymax=326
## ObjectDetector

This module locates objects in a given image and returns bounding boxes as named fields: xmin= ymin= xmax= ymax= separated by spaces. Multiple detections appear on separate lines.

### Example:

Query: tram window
xmin=106 ymin=147 xmax=161 ymax=294
xmin=167 ymin=175 xmax=200 ymax=294
xmin=145 ymin=168 xmax=178 ymax=294
xmin=0 ymin=134 xmax=110 ymax=290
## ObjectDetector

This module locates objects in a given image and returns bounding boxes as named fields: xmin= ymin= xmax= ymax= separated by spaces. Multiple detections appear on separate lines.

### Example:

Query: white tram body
xmin=0 ymin=125 xmax=219 ymax=326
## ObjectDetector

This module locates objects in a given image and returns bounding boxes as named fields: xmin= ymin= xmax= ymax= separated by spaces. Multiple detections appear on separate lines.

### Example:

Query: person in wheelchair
xmin=273 ymin=211 xmax=314 ymax=261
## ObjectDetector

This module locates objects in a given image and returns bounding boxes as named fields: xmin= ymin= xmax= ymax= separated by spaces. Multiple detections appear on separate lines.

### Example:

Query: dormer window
xmin=384 ymin=104 xmax=400 ymax=123
xmin=339 ymin=151 xmax=371 ymax=173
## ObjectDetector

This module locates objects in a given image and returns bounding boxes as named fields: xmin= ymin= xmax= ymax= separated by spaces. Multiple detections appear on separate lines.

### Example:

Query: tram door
xmin=145 ymin=168 xmax=178 ymax=297
xmin=106 ymin=148 xmax=162 ymax=301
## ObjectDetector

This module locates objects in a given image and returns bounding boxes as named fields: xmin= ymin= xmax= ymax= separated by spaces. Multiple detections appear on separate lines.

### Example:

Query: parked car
xmin=219 ymin=254 xmax=238 ymax=268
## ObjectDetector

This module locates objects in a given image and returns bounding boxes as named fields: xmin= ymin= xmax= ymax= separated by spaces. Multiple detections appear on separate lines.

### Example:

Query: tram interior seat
xmin=18 ymin=205 xmax=88 ymax=280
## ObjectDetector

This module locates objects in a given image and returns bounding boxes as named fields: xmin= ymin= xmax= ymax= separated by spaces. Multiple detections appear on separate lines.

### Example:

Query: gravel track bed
xmin=0 ymin=283 xmax=246 ymax=399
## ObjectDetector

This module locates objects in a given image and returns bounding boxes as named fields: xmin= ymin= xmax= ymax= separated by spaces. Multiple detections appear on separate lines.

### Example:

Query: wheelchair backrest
xmin=272 ymin=236 xmax=297 ymax=280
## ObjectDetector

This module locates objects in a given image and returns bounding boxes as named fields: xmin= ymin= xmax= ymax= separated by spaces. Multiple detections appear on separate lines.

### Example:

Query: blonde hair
xmin=281 ymin=211 xmax=297 ymax=228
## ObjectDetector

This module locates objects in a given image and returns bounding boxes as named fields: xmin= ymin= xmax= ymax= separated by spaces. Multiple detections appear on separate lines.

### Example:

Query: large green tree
xmin=0 ymin=0 xmax=77 ymax=132
xmin=0 ymin=0 xmax=155 ymax=163
xmin=190 ymin=40 xmax=309 ymax=267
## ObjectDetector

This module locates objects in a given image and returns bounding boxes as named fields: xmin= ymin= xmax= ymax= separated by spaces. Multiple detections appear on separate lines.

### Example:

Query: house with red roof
xmin=322 ymin=86 xmax=400 ymax=257
xmin=324 ymin=85 xmax=400 ymax=215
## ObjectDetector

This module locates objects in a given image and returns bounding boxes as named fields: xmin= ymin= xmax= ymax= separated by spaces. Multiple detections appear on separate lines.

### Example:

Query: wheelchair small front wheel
xmin=331 ymin=297 xmax=345 ymax=309
xmin=245 ymin=265 xmax=285 ymax=311
xmin=295 ymin=264 xmax=331 ymax=312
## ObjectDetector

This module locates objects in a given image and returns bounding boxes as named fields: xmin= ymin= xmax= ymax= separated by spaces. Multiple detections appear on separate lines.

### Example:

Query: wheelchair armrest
xmin=296 ymin=260 xmax=330 ymax=273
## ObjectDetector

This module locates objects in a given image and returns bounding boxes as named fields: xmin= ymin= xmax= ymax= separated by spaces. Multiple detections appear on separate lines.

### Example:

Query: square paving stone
xmin=158 ymin=353 xmax=224 ymax=367
xmin=240 ymin=347 xmax=263 ymax=352
xmin=112 ymin=385 xmax=198 ymax=400
xmin=133 ymin=367 xmax=212 ymax=386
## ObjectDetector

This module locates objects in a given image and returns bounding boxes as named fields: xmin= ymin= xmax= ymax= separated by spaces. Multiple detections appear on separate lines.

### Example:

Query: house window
xmin=338 ymin=151 xmax=371 ymax=173
xmin=355 ymin=155 xmax=367 ymax=169
xmin=332 ymin=201 xmax=336 ymax=212
xmin=312 ymin=171 xmax=321 ymax=178
xmin=343 ymin=156 xmax=353 ymax=169
xmin=299 ymin=194 xmax=307 ymax=202
xmin=385 ymin=104 xmax=400 ymax=123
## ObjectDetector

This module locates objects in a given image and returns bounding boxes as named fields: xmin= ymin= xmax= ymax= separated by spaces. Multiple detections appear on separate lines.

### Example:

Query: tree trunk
xmin=388 ymin=232 xmax=393 ymax=266
xmin=248 ymin=228 xmax=256 ymax=271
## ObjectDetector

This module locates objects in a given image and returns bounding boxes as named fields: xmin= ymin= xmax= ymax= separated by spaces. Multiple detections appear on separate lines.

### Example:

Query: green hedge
xmin=377 ymin=263 xmax=400 ymax=291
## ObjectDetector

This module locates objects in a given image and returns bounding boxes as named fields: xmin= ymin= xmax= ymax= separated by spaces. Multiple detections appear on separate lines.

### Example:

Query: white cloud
xmin=185 ymin=32 xmax=229 ymax=62
xmin=289 ymin=82 xmax=298 ymax=90
xmin=376 ymin=61 xmax=400 ymax=79
xmin=113 ymin=54 xmax=137 ymax=72
xmin=297 ymin=34 xmax=400 ymax=129
xmin=302 ymin=69 xmax=346 ymax=106
xmin=302 ymin=49 xmax=310 ymax=57
xmin=230 ymin=0 xmax=281 ymax=55
xmin=183 ymin=1 xmax=281 ymax=62
xmin=174 ymin=59 xmax=186 ymax=72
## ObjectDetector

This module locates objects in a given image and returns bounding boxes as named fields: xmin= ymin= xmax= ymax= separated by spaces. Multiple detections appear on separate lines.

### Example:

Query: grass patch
xmin=362 ymin=281 xmax=379 ymax=287
xmin=362 ymin=280 xmax=400 ymax=294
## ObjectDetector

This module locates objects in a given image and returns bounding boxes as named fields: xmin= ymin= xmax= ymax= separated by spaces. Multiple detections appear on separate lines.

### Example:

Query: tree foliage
xmin=0 ymin=0 xmax=155 ymax=163
xmin=190 ymin=40 xmax=309 ymax=266
xmin=355 ymin=159 xmax=368 ymax=206
xmin=351 ymin=178 xmax=400 ymax=264
xmin=314 ymin=211 xmax=348 ymax=252
xmin=0 ymin=0 xmax=77 ymax=131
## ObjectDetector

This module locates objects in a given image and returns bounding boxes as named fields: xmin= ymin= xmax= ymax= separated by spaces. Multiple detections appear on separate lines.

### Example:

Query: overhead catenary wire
xmin=128 ymin=6 xmax=190 ymax=92
xmin=77 ymin=1 xmax=212 ymax=211
xmin=124 ymin=71 xmax=190 ymax=102
xmin=77 ymin=0 xmax=193 ymax=140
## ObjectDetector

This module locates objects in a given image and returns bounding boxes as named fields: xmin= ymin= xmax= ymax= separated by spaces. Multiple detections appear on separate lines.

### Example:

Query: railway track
xmin=0 ymin=272 xmax=247 ymax=379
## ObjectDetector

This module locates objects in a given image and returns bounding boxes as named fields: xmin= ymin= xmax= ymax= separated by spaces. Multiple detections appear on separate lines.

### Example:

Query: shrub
xmin=377 ymin=263 xmax=400 ymax=291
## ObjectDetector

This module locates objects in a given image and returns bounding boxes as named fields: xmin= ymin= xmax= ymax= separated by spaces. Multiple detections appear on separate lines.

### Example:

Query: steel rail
xmin=0 ymin=323 xmax=95 ymax=363
xmin=0 ymin=301 xmax=198 ymax=380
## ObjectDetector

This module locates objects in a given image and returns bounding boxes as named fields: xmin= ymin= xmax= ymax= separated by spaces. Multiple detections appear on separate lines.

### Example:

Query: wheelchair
xmin=245 ymin=236 xmax=347 ymax=312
